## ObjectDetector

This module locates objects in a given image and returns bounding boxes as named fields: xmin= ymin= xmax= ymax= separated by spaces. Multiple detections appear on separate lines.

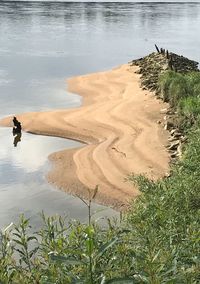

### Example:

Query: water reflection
xmin=13 ymin=132 xmax=22 ymax=147
xmin=0 ymin=127 xmax=118 ymax=228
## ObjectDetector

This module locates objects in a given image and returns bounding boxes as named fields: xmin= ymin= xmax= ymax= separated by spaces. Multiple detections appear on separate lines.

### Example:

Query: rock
xmin=170 ymin=129 xmax=177 ymax=136
xmin=180 ymin=136 xmax=187 ymax=142
xmin=177 ymin=144 xmax=182 ymax=157
xmin=160 ymin=108 xmax=169 ymax=114
xmin=173 ymin=132 xmax=182 ymax=138
xmin=170 ymin=151 xmax=178 ymax=158
xmin=168 ymin=136 xmax=179 ymax=142
xmin=164 ymin=121 xmax=174 ymax=130
xmin=164 ymin=124 xmax=168 ymax=130
xmin=168 ymin=140 xmax=180 ymax=150
xmin=157 ymin=120 xmax=161 ymax=124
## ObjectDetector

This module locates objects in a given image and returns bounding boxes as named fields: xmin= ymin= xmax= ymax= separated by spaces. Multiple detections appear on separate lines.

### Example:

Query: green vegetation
xmin=1 ymin=70 xmax=200 ymax=283
xmin=159 ymin=71 xmax=200 ymax=131
xmin=159 ymin=70 xmax=200 ymax=108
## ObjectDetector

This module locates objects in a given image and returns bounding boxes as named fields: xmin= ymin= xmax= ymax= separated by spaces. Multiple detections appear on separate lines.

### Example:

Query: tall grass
xmin=158 ymin=71 xmax=200 ymax=108
xmin=178 ymin=97 xmax=200 ymax=126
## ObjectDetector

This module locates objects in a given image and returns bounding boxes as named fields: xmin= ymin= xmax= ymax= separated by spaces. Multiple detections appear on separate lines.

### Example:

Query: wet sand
xmin=0 ymin=64 xmax=170 ymax=210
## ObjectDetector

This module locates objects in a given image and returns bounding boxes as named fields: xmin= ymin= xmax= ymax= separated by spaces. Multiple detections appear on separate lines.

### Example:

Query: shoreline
xmin=0 ymin=64 xmax=170 ymax=210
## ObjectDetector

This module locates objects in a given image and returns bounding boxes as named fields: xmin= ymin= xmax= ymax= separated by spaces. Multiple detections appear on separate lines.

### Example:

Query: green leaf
xmin=106 ymin=278 xmax=135 ymax=284
xmin=15 ymin=248 xmax=25 ymax=256
xmin=29 ymin=247 xmax=39 ymax=258
xmin=50 ymin=254 xmax=85 ymax=266
xmin=13 ymin=239 xmax=24 ymax=246
xmin=97 ymin=237 xmax=118 ymax=258
xmin=85 ymin=226 xmax=95 ymax=237
xmin=13 ymin=232 xmax=22 ymax=239
xmin=3 ymin=222 xmax=13 ymax=233
xmin=27 ymin=236 xmax=37 ymax=242
xmin=86 ymin=238 xmax=94 ymax=255
xmin=152 ymin=250 xmax=160 ymax=262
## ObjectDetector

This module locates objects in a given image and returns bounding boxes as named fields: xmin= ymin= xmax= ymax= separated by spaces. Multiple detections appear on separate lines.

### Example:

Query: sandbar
xmin=0 ymin=64 xmax=170 ymax=210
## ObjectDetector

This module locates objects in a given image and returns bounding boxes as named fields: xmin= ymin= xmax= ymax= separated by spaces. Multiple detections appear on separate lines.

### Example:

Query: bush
xmin=126 ymin=122 xmax=200 ymax=283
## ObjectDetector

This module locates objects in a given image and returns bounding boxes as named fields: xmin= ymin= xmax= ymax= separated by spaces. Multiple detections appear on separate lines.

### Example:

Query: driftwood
xmin=166 ymin=50 xmax=169 ymax=59
xmin=155 ymin=45 xmax=170 ymax=59
xmin=155 ymin=44 xmax=160 ymax=53
xmin=160 ymin=48 xmax=166 ymax=55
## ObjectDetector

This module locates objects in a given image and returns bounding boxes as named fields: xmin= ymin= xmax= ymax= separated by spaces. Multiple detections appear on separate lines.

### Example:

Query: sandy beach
xmin=0 ymin=64 xmax=170 ymax=210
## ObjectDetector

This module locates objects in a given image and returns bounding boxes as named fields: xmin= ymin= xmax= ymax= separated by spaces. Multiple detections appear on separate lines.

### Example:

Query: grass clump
xmin=158 ymin=71 xmax=200 ymax=108
xmin=178 ymin=97 xmax=200 ymax=126
xmin=159 ymin=71 xmax=188 ymax=106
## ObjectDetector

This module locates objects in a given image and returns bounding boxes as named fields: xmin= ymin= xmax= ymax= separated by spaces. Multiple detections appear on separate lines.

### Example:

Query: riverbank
xmin=0 ymin=64 xmax=170 ymax=210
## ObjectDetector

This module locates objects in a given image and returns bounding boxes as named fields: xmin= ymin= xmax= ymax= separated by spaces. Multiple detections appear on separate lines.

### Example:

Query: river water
xmin=0 ymin=1 xmax=200 ymax=228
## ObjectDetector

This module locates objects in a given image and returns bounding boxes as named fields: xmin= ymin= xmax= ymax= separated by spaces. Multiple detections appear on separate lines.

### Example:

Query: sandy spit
xmin=0 ymin=64 xmax=170 ymax=210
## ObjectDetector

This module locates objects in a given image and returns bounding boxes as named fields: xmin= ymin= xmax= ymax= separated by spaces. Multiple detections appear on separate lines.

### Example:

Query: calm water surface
xmin=0 ymin=1 xmax=200 ymax=227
